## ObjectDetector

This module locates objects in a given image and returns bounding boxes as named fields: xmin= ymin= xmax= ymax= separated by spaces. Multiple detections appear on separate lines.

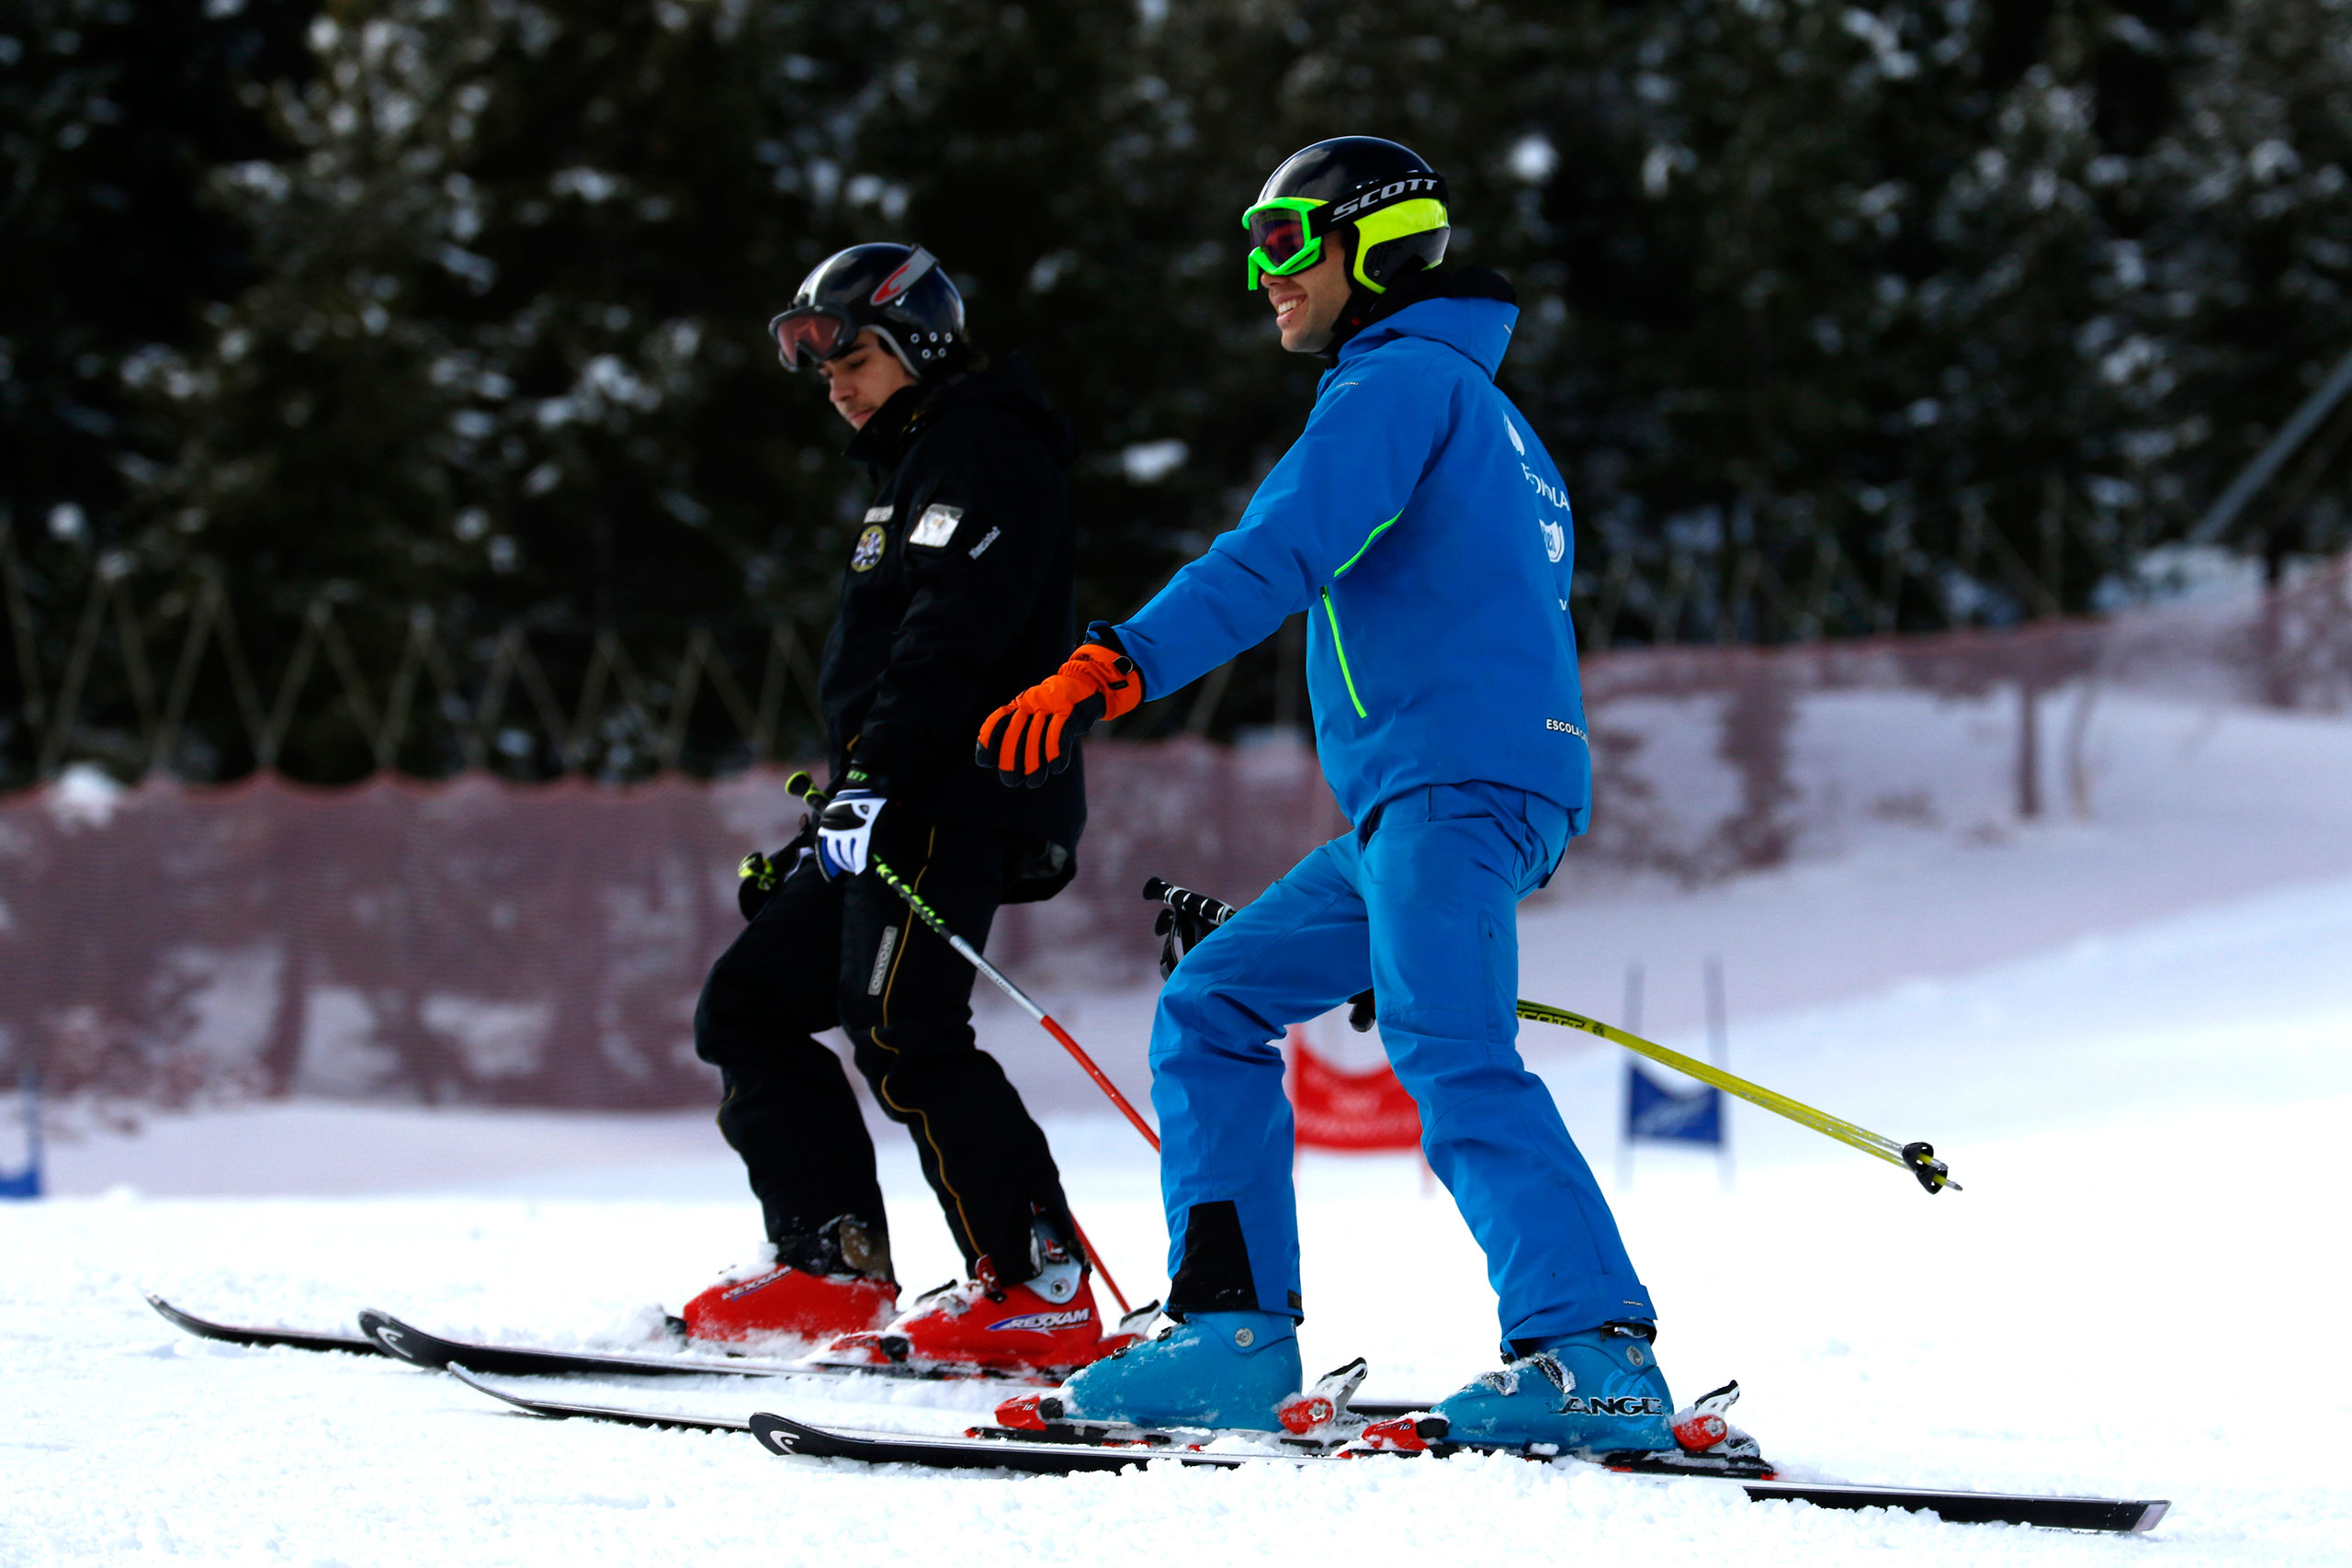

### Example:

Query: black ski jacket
xmin=818 ymin=355 xmax=1084 ymax=899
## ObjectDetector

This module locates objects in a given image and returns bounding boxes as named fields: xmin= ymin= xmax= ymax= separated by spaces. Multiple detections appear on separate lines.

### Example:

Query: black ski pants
xmin=693 ymin=811 xmax=1074 ymax=1286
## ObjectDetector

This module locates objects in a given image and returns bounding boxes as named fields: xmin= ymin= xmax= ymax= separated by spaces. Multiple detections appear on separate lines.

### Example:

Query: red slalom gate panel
xmin=1286 ymin=1028 xmax=1421 ymax=1152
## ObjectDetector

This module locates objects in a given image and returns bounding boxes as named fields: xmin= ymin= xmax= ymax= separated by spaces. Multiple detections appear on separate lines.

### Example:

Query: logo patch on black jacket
xmin=908 ymin=503 xmax=963 ymax=548
xmin=850 ymin=525 xmax=888 ymax=572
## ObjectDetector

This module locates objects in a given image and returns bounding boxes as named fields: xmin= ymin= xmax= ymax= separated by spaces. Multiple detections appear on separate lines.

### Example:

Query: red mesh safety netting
xmin=2 ymin=559 xmax=2346 ymax=1111
xmin=0 ymin=739 xmax=1341 ymax=1111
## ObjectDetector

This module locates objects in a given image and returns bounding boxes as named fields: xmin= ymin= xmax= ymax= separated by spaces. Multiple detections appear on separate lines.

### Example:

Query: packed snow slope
xmin=7 ymin=689 xmax=2352 ymax=1564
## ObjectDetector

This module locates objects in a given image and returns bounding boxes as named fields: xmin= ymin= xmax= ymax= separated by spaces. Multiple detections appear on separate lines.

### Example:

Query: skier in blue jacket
xmin=978 ymin=138 xmax=1674 ymax=1451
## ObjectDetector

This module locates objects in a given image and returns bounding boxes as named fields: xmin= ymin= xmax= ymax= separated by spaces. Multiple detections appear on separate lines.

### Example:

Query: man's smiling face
xmin=1262 ymin=240 xmax=1353 ymax=355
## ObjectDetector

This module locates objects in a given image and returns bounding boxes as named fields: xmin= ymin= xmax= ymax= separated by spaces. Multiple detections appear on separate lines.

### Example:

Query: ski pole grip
xmin=786 ymin=771 xmax=830 ymax=808
xmin=1142 ymin=877 xmax=1238 ymax=929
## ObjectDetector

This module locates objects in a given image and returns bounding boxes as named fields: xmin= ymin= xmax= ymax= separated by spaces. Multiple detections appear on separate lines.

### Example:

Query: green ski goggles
xmin=1242 ymin=198 xmax=1330 ymax=290
xmin=1242 ymin=179 xmax=1452 ymax=292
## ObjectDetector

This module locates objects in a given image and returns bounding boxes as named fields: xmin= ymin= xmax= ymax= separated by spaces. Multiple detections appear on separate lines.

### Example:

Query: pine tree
xmin=0 ymin=0 xmax=314 ymax=782
xmin=130 ymin=0 xmax=888 ymax=780
xmin=2138 ymin=0 xmax=2352 ymax=571
xmin=14 ymin=0 xmax=2342 ymax=786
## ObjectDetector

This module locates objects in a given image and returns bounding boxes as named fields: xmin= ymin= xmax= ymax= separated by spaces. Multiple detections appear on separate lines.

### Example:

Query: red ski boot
xmin=813 ymin=1247 xmax=1146 ymax=1376
xmin=680 ymin=1264 xmax=898 ymax=1346
xmin=678 ymin=1222 xmax=899 ymax=1347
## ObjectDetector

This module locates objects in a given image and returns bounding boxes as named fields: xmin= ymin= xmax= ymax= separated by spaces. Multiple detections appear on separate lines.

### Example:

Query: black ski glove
xmin=737 ymin=817 xmax=816 ymax=921
xmin=1154 ymin=902 xmax=1219 ymax=981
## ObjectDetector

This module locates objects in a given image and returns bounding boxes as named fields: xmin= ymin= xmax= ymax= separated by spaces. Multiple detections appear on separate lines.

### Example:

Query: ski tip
xmin=356 ymin=1307 xmax=451 ymax=1369
xmin=445 ymin=1362 xmax=538 ymax=1414
xmin=145 ymin=1292 xmax=222 ymax=1339
xmin=749 ymin=1412 xmax=812 ymax=1458
xmin=749 ymin=1412 xmax=884 ymax=1463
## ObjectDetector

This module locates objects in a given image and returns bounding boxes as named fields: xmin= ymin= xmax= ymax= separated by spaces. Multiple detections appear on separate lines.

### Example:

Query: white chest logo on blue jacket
xmin=1503 ymin=412 xmax=1526 ymax=455
xmin=1542 ymin=517 xmax=1566 ymax=562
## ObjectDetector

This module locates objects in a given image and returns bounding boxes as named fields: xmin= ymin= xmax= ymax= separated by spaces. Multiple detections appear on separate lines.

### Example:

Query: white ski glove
xmin=815 ymin=787 xmax=886 ymax=878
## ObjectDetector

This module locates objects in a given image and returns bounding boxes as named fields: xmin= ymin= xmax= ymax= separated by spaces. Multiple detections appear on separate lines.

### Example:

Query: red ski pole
xmin=863 ymin=853 xmax=1159 ymax=1156
xmin=864 ymin=856 xmax=1149 ymax=1314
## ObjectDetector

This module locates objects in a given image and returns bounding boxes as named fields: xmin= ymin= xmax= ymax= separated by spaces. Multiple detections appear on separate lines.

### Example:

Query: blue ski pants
xmin=1150 ymin=781 xmax=1656 ymax=1346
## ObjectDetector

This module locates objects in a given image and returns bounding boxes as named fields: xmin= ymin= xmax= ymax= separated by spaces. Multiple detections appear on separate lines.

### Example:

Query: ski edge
xmin=354 ymin=1308 xmax=1095 ymax=1386
xmin=750 ymin=1413 xmax=1245 ymax=1472
xmin=1732 ymin=1477 xmax=2168 ymax=1534
xmin=446 ymin=1365 xmax=753 ymax=1433
xmin=145 ymin=1292 xmax=380 ymax=1357
xmin=356 ymin=1308 xmax=794 ymax=1381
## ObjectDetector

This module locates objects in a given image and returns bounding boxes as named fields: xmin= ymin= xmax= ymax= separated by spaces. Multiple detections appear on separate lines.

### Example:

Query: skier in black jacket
xmin=680 ymin=245 xmax=1135 ymax=1376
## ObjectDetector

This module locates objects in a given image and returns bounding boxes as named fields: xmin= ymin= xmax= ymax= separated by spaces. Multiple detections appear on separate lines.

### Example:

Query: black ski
xmin=148 ymin=1292 xmax=801 ymax=1378
xmin=355 ymin=1308 xmax=1141 ymax=1390
xmin=149 ymin=1294 xmax=1091 ymax=1386
xmin=743 ymin=1413 xmax=2168 ymax=1535
xmin=146 ymin=1293 xmax=382 ymax=1357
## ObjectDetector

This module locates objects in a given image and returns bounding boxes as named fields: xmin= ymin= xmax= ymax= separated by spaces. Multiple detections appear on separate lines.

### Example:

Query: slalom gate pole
xmin=786 ymin=774 xmax=1151 ymax=1311
xmin=1145 ymin=877 xmax=1959 ymax=1194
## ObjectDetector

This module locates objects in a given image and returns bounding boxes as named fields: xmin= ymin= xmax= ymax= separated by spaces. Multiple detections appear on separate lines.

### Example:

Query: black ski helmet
xmin=769 ymin=243 xmax=967 ymax=378
xmin=1246 ymin=137 xmax=1450 ymax=296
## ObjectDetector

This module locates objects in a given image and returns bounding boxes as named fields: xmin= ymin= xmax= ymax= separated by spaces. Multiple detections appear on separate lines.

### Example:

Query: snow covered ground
xmin=7 ymin=686 xmax=2352 ymax=1562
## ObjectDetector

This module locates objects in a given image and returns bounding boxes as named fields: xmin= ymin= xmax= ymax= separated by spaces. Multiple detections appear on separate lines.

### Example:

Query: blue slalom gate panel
xmin=1624 ymin=1062 xmax=1724 ymax=1147
xmin=3 ymin=1071 xmax=41 ymax=1200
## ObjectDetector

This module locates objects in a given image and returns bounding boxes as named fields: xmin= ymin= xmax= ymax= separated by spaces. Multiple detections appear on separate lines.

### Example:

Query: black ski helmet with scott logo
xmin=769 ymin=243 xmax=968 ymax=378
xmin=1245 ymin=136 xmax=1451 ymax=298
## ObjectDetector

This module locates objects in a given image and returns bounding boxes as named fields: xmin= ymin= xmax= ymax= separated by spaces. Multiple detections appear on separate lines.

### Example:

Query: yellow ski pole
xmin=1509 ymin=999 xmax=1958 ymax=1192
xmin=1145 ymin=878 xmax=1960 ymax=1194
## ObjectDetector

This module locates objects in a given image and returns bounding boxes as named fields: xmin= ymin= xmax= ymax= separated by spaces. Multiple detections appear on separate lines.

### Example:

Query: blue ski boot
xmin=1054 ymin=1310 xmax=1301 ymax=1430
xmin=1427 ymin=1325 xmax=1677 ymax=1453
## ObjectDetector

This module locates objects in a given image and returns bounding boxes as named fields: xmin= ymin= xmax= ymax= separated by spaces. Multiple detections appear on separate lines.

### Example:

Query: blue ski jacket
xmin=1114 ymin=274 xmax=1592 ymax=835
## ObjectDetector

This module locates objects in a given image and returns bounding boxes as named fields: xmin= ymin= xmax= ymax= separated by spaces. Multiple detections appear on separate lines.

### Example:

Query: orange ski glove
xmin=976 ymin=641 xmax=1144 ymax=788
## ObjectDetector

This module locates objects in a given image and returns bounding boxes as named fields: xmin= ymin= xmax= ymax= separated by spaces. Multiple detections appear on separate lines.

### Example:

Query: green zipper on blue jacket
xmin=1320 ymin=588 xmax=1368 ymax=718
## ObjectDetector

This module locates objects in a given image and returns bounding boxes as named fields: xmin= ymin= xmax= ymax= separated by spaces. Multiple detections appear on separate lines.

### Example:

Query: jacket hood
xmin=846 ymin=352 xmax=1075 ymax=468
xmin=1337 ymin=265 xmax=1520 ymax=380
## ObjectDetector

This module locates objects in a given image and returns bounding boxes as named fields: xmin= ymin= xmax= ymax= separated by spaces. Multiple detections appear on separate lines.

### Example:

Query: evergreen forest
xmin=4 ymin=0 xmax=2348 ymax=784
